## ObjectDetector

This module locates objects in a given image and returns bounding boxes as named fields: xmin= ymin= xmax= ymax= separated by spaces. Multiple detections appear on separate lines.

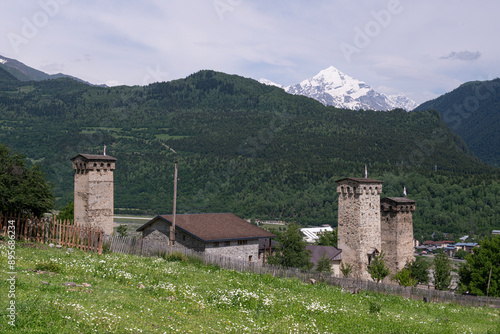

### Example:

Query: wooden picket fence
xmin=0 ymin=212 xmax=103 ymax=254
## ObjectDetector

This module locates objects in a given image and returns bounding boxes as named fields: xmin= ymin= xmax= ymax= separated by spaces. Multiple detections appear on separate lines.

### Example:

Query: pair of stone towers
xmin=336 ymin=178 xmax=415 ymax=280
xmin=71 ymin=154 xmax=116 ymax=235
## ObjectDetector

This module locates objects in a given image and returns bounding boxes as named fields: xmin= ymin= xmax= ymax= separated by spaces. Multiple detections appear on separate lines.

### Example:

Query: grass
xmin=1 ymin=242 xmax=499 ymax=333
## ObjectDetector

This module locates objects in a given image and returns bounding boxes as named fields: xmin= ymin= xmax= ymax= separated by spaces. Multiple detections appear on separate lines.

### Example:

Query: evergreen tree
xmin=0 ymin=143 xmax=54 ymax=216
xmin=316 ymin=228 xmax=338 ymax=247
xmin=458 ymin=236 xmax=500 ymax=297
xmin=267 ymin=223 xmax=312 ymax=270
xmin=316 ymin=251 xmax=332 ymax=273
xmin=433 ymin=252 xmax=452 ymax=290
xmin=367 ymin=252 xmax=390 ymax=283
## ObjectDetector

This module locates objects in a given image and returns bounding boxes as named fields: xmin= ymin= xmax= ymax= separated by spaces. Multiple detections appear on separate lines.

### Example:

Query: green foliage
xmin=340 ymin=262 xmax=353 ymax=278
xmin=393 ymin=267 xmax=418 ymax=287
xmin=415 ymin=79 xmax=500 ymax=167
xmin=0 ymin=143 xmax=54 ymax=216
xmin=315 ymin=251 xmax=332 ymax=273
xmin=34 ymin=260 xmax=62 ymax=273
xmin=368 ymin=300 xmax=382 ymax=314
xmin=454 ymin=249 xmax=468 ymax=260
xmin=162 ymin=252 xmax=189 ymax=262
xmin=267 ymin=223 xmax=312 ymax=270
xmin=58 ymin=200 xmax=74 ymax=221
xmin=316 ymin=228 xmax=337 ymax=247
xmin=368 ymin=252 xmax=390 ymax=283
xmin=433 ymin=252 xmax=452 ymax=290
xmin=458 ymin=235 xmax=500 ymax=297
xmin=116 ymin=224 xmax=128 ymax=237
xmin=407 ymin=257 xmax=431 ymax=285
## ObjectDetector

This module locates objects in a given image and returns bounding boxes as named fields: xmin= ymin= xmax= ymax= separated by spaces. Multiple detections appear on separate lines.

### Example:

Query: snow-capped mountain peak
xmin=258 ymin=78 xmax=282 ymax=88
xmin=0 ymin=58 xmax=7 ymax=65
xmin=260 ymin=66 xmax=416 ymax=111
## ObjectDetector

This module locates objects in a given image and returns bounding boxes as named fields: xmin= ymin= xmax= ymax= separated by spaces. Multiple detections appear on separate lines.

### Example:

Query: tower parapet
xmin=71 ymin=154 xmax=117 ymax=235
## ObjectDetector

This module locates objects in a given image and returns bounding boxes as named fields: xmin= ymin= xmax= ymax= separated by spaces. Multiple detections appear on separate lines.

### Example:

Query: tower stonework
xmin=380 ymin=197 xmax=415 ymax=275
xmin=71 ymin=154 xmax=116 ymax=235
xmin=336 ymin=178 xmax=383 ymax=280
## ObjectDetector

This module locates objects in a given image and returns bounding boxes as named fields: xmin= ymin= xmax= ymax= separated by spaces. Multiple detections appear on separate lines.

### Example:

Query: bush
xmin=162 ymin=252 xmax=188 ymax=262
xmin=116 ymin=224 xmax=128 ymax=237
xmin=35 ymin=260 xmax=62 ymax=273
xmin=368 ymin=300 xmax=382 ymax=314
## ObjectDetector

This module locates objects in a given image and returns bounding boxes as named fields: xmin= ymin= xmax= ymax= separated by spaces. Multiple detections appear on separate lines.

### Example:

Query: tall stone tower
xmin=71 ymin=154 xmax=117 ymax=235
xmin=336 ymin=178 xmax=383 ymax=280
xmin=380 ymin=197 xmax=415 ymax=275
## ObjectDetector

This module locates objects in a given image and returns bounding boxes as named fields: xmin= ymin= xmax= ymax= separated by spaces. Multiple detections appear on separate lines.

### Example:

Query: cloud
xmin=440 ymin=51 xmax=481 ymax=61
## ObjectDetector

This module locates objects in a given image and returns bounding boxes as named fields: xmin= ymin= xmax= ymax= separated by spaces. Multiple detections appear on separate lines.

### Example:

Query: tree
xmin=316 ymin=228 xmax=337 ymax=247
xmin=433 ymin=252 xmax=452 ymax=290
xmin=0 ymin=143 xmax=54 ymax=216
xmin=58 ymin=201 xmax=74 ymax=221
xmin=267 ymin=223 xmax=312 ymax=270
xmin=393 ymin=267 xmax=418 ymax=287
xmin=407 ymin=257 xmax=431 ymax=285
xmin=367 ymin=252 xmax=390 ymax=283
xmin=458 ymin=236 xmax=500 ymax=297
xmin=340 ymin=262 xmax=353 ymax=278
xmin=454 ymin=249 xmax=468 ymax=260
xmin=316 ymin=252 xmax=332 ymax=274
xmin=116 ymin=224 xmax=128 ymax=237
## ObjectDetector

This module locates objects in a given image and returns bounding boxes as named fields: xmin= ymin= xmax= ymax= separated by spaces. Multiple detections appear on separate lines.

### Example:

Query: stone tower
xmin=380 ymin=197 xmax=415 ymax=275
xmin=336 ymin=178 xmax=383 ymax=280
xmin=71 ymin=154 xmax=117 ymax=235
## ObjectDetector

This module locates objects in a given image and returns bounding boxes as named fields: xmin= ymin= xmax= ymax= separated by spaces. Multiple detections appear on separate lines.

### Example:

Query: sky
xmin=1 ymin=0 xmax=499 ymax=104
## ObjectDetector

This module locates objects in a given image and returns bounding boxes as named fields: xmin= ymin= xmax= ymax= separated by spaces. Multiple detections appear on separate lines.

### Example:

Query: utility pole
xmin=170 ymin=159 xmax=178 ymax=252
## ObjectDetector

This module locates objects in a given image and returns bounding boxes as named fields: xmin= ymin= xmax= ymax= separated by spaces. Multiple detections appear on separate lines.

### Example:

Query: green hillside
xmin=414 ymin=79 xmax=500 ymax=167
xmin=0 ymin=70 xmax=499 ymax=239
xmin=2 ymin=244 xmax=498 ymax=333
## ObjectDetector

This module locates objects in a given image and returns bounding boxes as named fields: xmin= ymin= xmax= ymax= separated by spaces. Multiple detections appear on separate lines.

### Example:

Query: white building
xmin=300 ymin=225 xmax=333 ymax=243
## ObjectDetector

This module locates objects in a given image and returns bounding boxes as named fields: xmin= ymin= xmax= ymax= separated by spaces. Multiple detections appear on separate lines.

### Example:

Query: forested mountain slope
xmin=414 ymin=79 xmax=500 ymax=167
xmin=0 ymin=70 xmax=498 ymax=239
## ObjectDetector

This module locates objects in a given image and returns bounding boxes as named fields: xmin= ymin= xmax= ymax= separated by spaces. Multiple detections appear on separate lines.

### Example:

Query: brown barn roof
xmin=71 ymin=154 xmax=117 ymax=161
xmin=137 ymin=213 xmax=276 ymax=242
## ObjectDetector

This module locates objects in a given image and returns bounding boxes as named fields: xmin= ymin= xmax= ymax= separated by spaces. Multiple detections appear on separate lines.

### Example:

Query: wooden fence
xmin=0 ymin=212 xmax=103 ymax=254
xmin=3 ymin=218 xmax=498 ymax=309
xmin=101 ymin=234 xmax=500 ymax=309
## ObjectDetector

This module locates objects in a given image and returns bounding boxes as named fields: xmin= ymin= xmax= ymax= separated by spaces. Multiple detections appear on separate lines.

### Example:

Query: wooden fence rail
xmin=0 ymin=212 xmax=103 ymax=254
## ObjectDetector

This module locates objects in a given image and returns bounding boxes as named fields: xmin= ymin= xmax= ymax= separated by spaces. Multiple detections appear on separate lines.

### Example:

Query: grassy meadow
xmin=1 ymin=241 xmax=499 ymax=333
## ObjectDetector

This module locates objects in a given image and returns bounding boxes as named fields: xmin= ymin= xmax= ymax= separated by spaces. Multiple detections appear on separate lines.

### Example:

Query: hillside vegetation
xmin=0 ymin=242 xmax=498 ymax=333
xmin=0 ymin=71 xmax=499 ymax=238
xmin=415 ymin=79 xmax=500 ymax=167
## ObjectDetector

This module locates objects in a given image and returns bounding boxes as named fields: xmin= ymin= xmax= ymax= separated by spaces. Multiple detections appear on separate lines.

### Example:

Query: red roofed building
xmin=137 ymin=213 xmax=276 ymax=263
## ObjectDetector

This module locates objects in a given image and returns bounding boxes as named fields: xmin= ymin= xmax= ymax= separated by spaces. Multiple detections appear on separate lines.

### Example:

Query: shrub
xmin=162 ymin=252 xmax=188 ymax=262
xmin=368 ymin=300 xmax=382 ymax=314
xmin=35 ymin=260 xmax=62 ymax=273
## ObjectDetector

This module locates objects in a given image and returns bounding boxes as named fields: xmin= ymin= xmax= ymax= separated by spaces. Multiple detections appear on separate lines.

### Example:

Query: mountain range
xmin=260 ymin=66 xmax=418 ymax=111
xmin=0 ymin=56 xmax=499 ymax=238
xmin=0 ymin=55 xmax=106 ymax=86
